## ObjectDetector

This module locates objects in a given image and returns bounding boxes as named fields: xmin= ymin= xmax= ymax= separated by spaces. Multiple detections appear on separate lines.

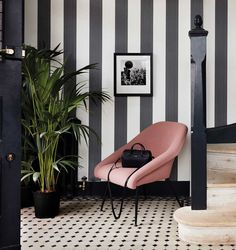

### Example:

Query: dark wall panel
xmin=64 ymin=0 xmax=77 ymax=104
xmin=215 ymin=0 xmax=227 ymax=126
xmin=166 ymin=0 xmax=179 ymax=180
xmin=89 ymin=0 xmax=103 ymax=180
xmin=38 ymin=0 xmax=50 ymax=49
xmin=140 ymin=0 xmax=153 ymax=131
xmin=114 ymin=0 xmax=128 ymax=150
xmin=64 ymin=0 xmax=76 ymax=74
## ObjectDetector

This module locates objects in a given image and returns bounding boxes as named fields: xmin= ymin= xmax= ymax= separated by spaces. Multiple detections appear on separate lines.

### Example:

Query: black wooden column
xmin=189 ymin=15 xmax=208 ymax=210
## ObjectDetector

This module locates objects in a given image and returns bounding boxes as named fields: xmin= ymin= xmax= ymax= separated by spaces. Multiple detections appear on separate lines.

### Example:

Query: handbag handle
xmin=131 ymin=143 xmax=146 ymax=151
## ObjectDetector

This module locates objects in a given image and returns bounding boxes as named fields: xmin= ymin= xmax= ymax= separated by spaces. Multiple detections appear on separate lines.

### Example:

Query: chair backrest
xmin=128 ymin=121 xmax=188 ymax=158
xmin=125 ymin=121 xmax=188 ymax=188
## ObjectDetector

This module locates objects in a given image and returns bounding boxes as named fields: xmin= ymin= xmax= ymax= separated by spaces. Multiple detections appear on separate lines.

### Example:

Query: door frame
xmin=0 ymin=0 xmax=22 ymax=249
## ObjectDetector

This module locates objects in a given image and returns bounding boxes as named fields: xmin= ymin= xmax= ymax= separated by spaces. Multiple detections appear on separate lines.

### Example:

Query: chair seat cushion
xmin=94 ymin=162 xmax=138 ymax=189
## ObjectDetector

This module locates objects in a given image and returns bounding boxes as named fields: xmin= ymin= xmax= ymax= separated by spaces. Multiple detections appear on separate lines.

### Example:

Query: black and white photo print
xmin=114 ymin=53 xmax=152 ymax=96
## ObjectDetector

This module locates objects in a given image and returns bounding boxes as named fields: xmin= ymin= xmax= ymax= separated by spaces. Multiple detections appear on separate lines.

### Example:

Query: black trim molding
xmin=0 ymin=245 xmax=20 ymax=250
xmin=207 ymin=123 xmax=236 ymax=144
xmin=76 ymin=181 xmax=190 ymax=197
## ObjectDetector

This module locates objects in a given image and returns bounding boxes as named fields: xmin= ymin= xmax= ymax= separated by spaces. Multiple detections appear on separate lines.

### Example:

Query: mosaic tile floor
xmin=21 ymin=197 xmax=236 ymax=250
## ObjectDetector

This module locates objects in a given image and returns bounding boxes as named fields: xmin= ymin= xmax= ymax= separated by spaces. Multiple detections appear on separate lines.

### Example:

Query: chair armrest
xmin=127 ymin=147 xmax=177 ymax=186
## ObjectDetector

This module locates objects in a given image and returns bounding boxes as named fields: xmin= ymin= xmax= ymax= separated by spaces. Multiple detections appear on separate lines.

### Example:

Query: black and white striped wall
xmin=24 ymin=0 xmax=236 ymax=182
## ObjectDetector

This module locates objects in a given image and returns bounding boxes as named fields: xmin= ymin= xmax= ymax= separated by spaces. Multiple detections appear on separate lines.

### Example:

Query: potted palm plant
xmin=21 ymin=45 xmax=110 ymax=218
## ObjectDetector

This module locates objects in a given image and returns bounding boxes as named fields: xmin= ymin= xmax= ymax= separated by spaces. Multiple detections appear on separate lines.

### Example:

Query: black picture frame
xmin=114 ymin=53 xmax=153 ymax=96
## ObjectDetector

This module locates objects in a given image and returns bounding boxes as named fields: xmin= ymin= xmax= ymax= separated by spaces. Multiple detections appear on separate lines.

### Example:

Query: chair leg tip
xmin=178 ymin=200 xmax=184 ymax=207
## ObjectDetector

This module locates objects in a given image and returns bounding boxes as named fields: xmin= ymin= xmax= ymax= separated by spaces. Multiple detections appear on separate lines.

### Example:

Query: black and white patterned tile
xmin=21 ymin=197 xmax=236 ymax=250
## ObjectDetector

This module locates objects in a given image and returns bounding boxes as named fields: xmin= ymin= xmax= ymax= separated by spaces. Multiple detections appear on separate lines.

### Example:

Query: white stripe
xmin=227 ymin=0 xmax=236 ymax=124
xmin=76 ymin=0 xmax=90 ymax=181
xmin=153 ymin=0 xmax=166 ymax=123
xmin=51 ymin=0 xmax=63 ymax=62
xmin=177 ymin=0 xmax=191 ymax=181
xmin=24 ymin=0 xmax=37 ymax=47
xmin=204 ymin=0 xmax=215 ymax=128
xmin=127 ymin=0 xmax=141 ymax=141
xmin=101 ymin=0 xmax=115 ymax=160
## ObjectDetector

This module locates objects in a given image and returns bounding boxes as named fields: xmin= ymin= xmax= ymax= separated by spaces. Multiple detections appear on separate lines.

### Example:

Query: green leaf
xmin=21 ymin=172 xmax=33 ymax=182
xmin=40 ymin=132 xmax=47 ymax=138
xmin=53 ymin=163 xmax=60 ymax=173
xmin=21 ymin=169 xmax=33 ymax=174
xmin=33 ymin=172 xmax=40 ymax=182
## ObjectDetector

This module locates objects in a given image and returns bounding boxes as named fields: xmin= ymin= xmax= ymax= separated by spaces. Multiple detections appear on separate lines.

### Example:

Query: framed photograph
xmin=114 ymin=53 xmax=153 ymax=96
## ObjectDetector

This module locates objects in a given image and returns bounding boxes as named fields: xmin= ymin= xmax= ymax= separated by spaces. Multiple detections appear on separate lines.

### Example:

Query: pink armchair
xmin=94 ymin=121 xmax=188 ymax=226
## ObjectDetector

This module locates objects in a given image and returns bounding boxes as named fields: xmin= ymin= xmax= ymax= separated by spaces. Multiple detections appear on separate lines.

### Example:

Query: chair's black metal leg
xmin=166 ymin=179 xmax=184 ymax=207
xmin=135 ymin=187 xmax=139 ymax=226
xmin=101 ymin=182 xmax=108 ymax=211
xmin=107 ymin=181 xmax=125 ymax=220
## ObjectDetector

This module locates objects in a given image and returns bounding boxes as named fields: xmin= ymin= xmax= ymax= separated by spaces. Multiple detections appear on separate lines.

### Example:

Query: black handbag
xmin=121 ymin=143 xmax=153 ymax=168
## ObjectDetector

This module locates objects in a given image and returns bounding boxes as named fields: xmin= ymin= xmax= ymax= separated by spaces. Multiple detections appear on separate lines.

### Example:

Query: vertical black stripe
xmin=0 ymin=0 xmax=3 ymax=51
xmin=89 ymin=0 xmax=102 ymax=180
xmin=63 ymin=0 xmax=77 ymax=187
xmin=166 ymin=0 xmax=178 ymax=180
xmin=37 ymin=0 xmax=50 ymax=49
xmin=114 ymin=0 xmax=128 ymax=150
xmin=215 ymin=0 xmax=227 ymax=126
xmin=140 ymin=0 xmax=153 ymax=131
xmin=191 ymin=0 xmax=203 ymax=29
xmin=166 ymin=0 xmax=178 ymax=122
xmin=22 ymin=0 xmax=25 ymax=43
xmin=64 ymin=0 xmax=77 ymax=88
xmin=0 ymin=97 xmax=2 ymax=141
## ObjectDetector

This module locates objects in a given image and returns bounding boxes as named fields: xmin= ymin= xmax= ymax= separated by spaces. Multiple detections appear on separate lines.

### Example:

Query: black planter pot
xmin=33 ymin=191 xmax=60 ymax=218
xmin=21 ymin=185 xmax=34 ymax=208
